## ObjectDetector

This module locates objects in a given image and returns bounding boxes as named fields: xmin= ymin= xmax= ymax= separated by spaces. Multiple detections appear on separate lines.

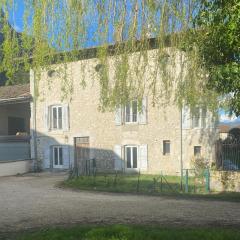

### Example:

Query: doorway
xmin=74 ymin=137 xmax=90 ymax=174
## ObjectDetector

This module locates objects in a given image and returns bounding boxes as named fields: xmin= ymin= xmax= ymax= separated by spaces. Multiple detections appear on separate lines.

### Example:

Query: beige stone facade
xmin=31 ymin=49 xmax=218 ymax=175
xmin=210 ymin=171 xmax=240 ymax=192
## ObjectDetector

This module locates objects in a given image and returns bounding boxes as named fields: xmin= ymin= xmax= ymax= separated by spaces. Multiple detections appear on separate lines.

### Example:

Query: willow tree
xmin=0 ymin=0 xmax=218 ymax=111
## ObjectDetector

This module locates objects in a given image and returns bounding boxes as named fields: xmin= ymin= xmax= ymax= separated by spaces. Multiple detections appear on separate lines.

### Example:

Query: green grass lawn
xmin=61 ymin=174 xmax=240 ymax=202
xmin=9 ymin=225 xmax=240 ymax=240
xmin=62 ymin=174 xmax=192 ymax=193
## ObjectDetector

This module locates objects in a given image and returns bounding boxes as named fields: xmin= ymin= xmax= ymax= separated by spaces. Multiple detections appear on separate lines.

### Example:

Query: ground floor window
xmin=53 ymin=146 xmax=63 ymax=167
xmin=163 ymin=140 xmax=171 ymax=155
xmin=194 ymin=146 xmax=201 ymax=156
xmin=125 ymin=146 xmax=138 ymax=169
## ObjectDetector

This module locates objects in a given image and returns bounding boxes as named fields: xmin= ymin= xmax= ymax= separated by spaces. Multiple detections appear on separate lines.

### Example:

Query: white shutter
xmin=63 ymin=146 xmax=70 ymax=169
xmin=44 ymin=146 xmax=51 ymax=169
xmin=63 ymin=104 xmax=70 ymax=131
xmin=44 ymin=106 xmax=50 ymax=132
xmin=139 ymin=144 xmax=148 ymax=171
xmin=139 ymin=97 xmax=147 ymax=124
xmin=182 ymin=106 xmax=191 ymax=129
xmin=114 ymin=145 xmax=122 ymax=171
xmin=115 ymin=106 xmax=122 ymax=126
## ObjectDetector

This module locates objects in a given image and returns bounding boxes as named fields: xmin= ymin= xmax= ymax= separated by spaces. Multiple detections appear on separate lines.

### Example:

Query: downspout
xmin=180 ymin=107 xmax=183 ymax=190
xmin=30 ymin=69 xmax=38 ymax=171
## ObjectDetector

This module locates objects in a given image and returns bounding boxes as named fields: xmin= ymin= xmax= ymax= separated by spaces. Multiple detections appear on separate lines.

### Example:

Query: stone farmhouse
xmin=30 ymin=43 xmax=218 ymax=175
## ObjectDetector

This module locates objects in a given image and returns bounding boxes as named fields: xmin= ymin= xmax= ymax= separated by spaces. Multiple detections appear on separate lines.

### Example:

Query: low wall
xmin=210 ymin=171 xmax=240 ymax=192
xmin=0 ymin=159 xmax=33 ymax=177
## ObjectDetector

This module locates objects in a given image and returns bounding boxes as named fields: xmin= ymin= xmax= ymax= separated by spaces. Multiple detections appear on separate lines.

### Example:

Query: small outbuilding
xmin=0 ymin=84 xmax=32 ymax=176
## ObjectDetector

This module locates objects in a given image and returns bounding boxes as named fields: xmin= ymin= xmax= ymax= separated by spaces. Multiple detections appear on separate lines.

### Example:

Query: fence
xmin=69 ymin=168 xmax=211 ymax=194
xmin=215 ymin=137 xmax=240 ymax=171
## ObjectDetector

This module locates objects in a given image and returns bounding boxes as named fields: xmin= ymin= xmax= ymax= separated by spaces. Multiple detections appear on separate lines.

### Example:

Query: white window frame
xmin=125 ymin=145 xmax=138 ymax=169
xmin=53 ymin=146 xmax=63 ymax=168
xmin=51 ymin=105 xmax=63 ymax=130
xmin=125 ymin=100 xmax=138 ymax=124
xmin=192 ymin=108 xmax=207 ymax=129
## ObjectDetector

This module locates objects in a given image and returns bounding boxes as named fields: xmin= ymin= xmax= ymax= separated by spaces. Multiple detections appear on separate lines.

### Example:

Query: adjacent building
xmin=0 ymin=84 xmax=32 ymax=176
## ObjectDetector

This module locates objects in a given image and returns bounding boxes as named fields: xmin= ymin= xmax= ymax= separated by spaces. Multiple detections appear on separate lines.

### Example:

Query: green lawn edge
xmin=60 ymin=175 xmax=240 ymax=202
xmin=6 ymin=225 xmax=240 ymax=240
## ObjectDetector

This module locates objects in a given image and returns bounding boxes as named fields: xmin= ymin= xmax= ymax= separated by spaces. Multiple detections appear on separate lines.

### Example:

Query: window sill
xmin=48 ymin=129 xmax=69 ymax=135
xmin=125 ymin=122 xmax=139 ymax=125
xmin=163 ymin=154 xmax=171 ymax=156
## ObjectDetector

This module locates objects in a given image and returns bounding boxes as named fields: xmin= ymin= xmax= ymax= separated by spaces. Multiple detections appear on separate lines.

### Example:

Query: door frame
xmin=52 ymin=146 xmax=64 ymax=169
xmin=124 ymin=145 xmax=139 ymax=172
xmin=74 ymin=136 xmax=90 ymax=170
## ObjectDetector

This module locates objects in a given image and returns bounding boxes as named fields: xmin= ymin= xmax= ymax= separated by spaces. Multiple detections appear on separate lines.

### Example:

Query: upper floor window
xmin=44 ymin=104 xmax=69 ymax=132
xmin=115 ymin=97 xmax=147 ymax=126
xmin=52 ymin=106 xmax=63 ymax=130
xmin=192 ymin=107 xmax=207 ymax=128
xmin=125 ymin=100 xmax=138 ymax=123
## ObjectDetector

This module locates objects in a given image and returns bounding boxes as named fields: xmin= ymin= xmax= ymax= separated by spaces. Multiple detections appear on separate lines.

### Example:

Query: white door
xmin=53 ymin=146 xmax=63 ymax=169
xmin=125 ymin=146 xmax=138 ymax=170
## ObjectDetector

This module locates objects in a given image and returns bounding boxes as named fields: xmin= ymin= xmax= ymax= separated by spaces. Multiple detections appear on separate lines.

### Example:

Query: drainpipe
xmin=30 ymin=69 xmax=38 ymax=171
xmin=180 ymin=107 xmax=183 ymax=190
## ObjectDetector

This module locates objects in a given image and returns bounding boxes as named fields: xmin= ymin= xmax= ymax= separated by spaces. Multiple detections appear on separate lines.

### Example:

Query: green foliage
xmin=0 ymin=1 xmax=219 ymax=111
xmin=193 ymin=0 xmax=240 ymax=115
xmin=190 ymin=156 xmax=209 ymax=177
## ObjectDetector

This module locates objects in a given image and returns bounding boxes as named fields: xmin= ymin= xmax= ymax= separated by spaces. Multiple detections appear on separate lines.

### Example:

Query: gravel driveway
xmin=0 ymin=172 xmax=239 ymax=232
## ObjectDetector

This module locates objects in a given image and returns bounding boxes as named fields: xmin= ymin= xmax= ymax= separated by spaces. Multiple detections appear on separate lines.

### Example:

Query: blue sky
xmin=7 ymin=0 xmax=25 ymax=32
xmin=219 ymin=110 xmax=240 ymax=125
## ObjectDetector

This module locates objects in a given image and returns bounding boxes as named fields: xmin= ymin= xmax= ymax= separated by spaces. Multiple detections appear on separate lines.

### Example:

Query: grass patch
xmin=63 ymin=174 xmax=187 ymax=193
xmin=10 ymin=225 xmax=240 ymax=240
xmin=61 ymin=174 xmax=240 ymax=202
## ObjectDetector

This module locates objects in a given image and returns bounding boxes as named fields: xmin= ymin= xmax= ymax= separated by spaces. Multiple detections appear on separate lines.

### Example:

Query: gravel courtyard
xmin=0 ymin=172 xmax=239 ymax=232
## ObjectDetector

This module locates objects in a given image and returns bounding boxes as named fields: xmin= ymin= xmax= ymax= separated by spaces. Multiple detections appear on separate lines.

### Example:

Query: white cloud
xmin=219 ymin=114 xmax=238 ymax=123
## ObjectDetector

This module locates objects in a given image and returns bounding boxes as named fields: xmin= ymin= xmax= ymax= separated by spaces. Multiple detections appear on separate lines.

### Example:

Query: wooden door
xmin=74 ymin=137 xmax=90 ymax=174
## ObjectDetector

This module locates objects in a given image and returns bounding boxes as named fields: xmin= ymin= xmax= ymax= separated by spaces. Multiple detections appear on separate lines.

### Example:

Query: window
xmin=51 ymin=106 xmax=63 ymax=130
xmin=53 ymin=146 xmax=63 ymax=167
xmin=163 ymin=140 xmax=171 ymax=155
xmin=194 ymin=146 xmax=201 ymax=156
xmin=192 ymin=108 xmax=201 ymax=128
xmin=125 ymin=100 xmax=138 ymax=123
xmin=125 ymin=146 xmax=138 ymax=169
xmin=192 ymin=107 xmax=207 ymax=128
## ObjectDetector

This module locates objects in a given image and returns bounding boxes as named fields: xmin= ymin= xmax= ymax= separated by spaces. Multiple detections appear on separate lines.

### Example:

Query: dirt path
xmin=0 ymin=172 xmax=239 ymax=232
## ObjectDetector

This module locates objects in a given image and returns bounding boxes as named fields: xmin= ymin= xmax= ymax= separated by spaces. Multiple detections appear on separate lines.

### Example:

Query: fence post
xmin=160 ymin=176 xmax=163 ymax=192
xmin=114 ymin=171 xmax=118 ymax=186
xmin=185 ymin=169 xmax=189 ymax=193
xmin=136 ymin=170 xmax=140 ymax=193
xmin=205 ymin=169 xmax=210 ymax=193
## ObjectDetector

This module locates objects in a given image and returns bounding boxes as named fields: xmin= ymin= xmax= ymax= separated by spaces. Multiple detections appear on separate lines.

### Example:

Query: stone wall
xmin=0 ymin=160 xmax=33 ymax=177
xmin=210 ymin=171 xmax=240 ymax=192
